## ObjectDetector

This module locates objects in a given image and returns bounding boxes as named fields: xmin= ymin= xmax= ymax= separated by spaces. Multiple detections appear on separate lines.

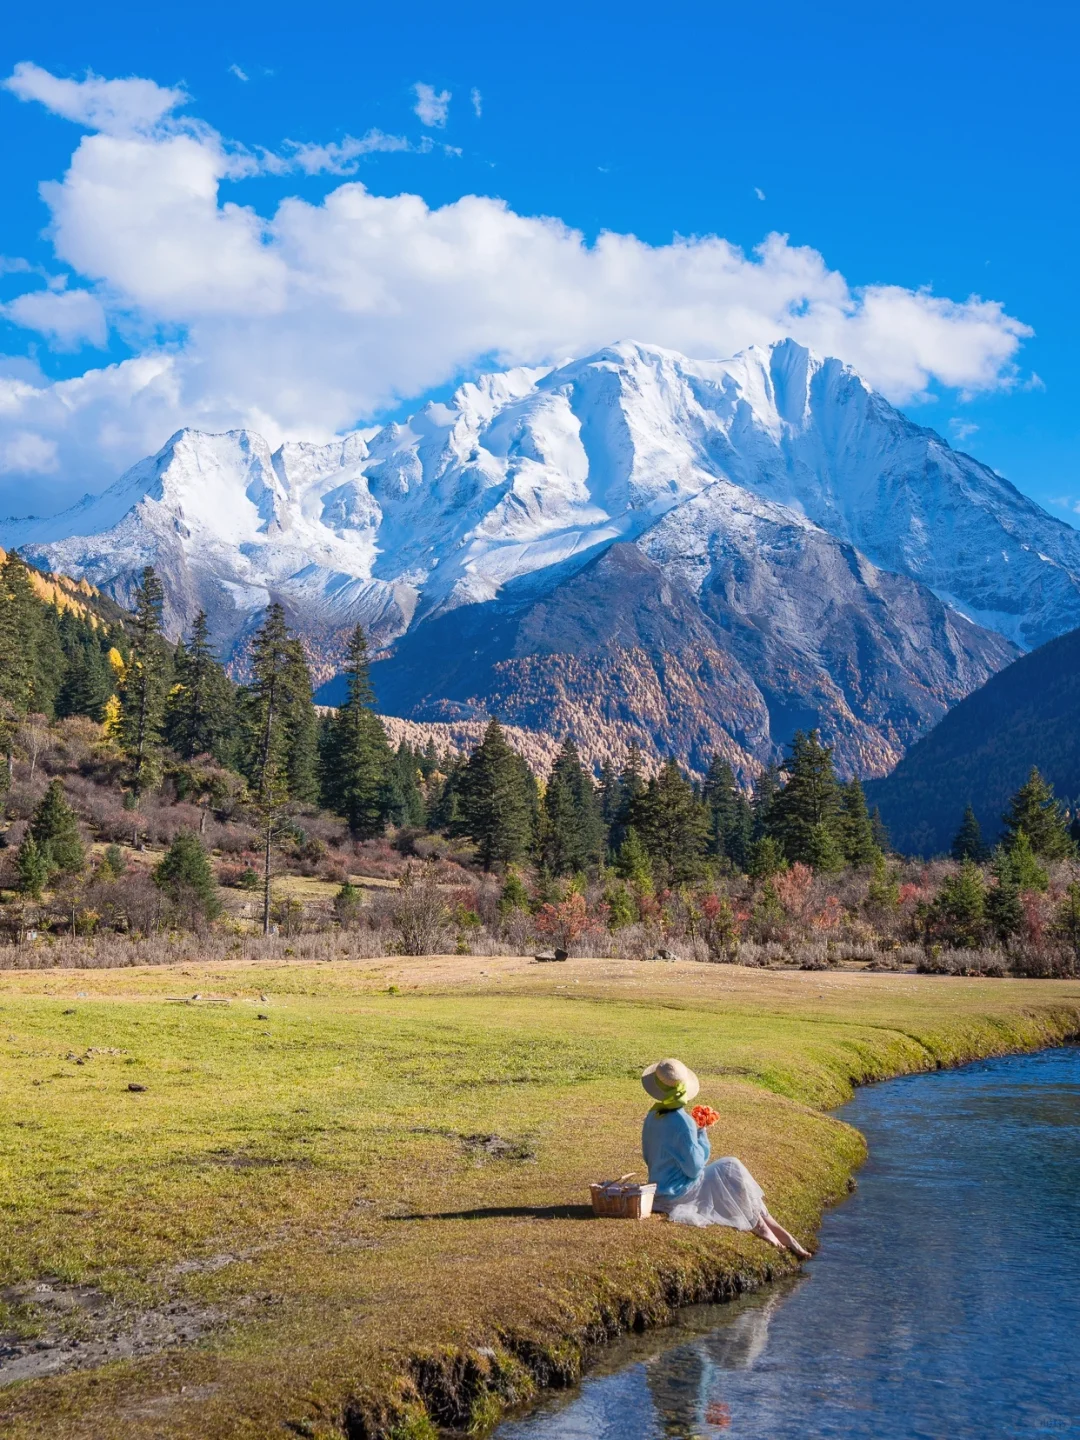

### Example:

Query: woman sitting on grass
xmin=641 ymin=1058 xmax=811 ymax=1257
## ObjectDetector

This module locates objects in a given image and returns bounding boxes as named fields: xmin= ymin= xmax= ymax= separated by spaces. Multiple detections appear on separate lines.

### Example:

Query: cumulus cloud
xmin=0 ymin=430 xmax=59 ymax=476
xmin=2 ymin=287 xmax=108 ymax=348
xmin=0 ymin=62 xmax=1036 ymax=515
xmin=413 ymin=82 xmax=451 ymax=127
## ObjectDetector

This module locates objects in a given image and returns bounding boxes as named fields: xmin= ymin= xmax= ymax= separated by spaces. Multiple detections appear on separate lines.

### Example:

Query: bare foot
xmin=753 ymin=1221 xmax=783 ymax=1249
xmin=789 ymin=1240 xmax=812 ymax=1260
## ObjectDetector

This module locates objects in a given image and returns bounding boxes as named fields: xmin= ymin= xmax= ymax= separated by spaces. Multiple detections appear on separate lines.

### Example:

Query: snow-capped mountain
xmin=8 ymin=339 xmax=1078 ymax=778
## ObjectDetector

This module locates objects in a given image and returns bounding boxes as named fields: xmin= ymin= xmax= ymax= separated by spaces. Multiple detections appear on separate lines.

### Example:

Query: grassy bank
xmin=1 ymin=955 xmax=1078 ymax=1439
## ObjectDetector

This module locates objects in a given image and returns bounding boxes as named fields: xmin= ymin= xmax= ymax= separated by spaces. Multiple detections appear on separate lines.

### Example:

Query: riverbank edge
xmin=347 ymin=1005 xmax=1080 ymax=1440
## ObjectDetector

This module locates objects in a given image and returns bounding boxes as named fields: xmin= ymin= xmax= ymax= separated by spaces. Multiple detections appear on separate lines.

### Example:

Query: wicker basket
xmin=589 ymin=1173 xmax=658 ymax=1220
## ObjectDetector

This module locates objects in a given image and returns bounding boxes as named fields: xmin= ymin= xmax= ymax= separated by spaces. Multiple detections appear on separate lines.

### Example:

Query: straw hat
xmin=641 ymin=1057 xmax=700 ymax=1102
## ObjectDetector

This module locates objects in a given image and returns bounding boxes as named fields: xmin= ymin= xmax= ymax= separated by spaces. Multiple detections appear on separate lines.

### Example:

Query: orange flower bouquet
xmin=691 ymin=1104 xmax=719 ymax=1129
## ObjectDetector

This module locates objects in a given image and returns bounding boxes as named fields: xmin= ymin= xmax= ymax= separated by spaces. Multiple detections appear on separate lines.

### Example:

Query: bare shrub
xmin=376 ymin=865 xmax=450 ymax=955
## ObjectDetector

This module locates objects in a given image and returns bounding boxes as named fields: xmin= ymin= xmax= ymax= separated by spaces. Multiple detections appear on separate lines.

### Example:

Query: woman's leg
xmin=758 ymin=1210 xmax=812 ymax=1259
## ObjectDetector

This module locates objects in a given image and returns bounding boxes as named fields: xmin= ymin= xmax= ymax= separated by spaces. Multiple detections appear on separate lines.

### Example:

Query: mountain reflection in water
xmin=494 ymin=1046 xmax=1080 ymax=1440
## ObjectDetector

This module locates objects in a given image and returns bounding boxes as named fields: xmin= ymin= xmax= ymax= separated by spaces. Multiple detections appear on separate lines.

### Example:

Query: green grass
xmin=0 ymin=955 xmax=1078 ymax=1439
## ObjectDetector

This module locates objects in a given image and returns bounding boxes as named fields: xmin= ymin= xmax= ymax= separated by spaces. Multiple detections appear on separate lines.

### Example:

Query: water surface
xmin=494 ymin=1046 xmax=1080 ymax=1439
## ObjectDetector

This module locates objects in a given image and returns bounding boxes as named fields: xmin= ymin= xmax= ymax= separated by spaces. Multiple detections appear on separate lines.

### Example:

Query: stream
xmin=493 ymin=1046 xmax=1080 ymax=1440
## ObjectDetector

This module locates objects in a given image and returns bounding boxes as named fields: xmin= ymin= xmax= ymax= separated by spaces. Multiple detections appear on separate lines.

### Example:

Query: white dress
xmin=655 ymin=1156 xmax=766 ymax=1230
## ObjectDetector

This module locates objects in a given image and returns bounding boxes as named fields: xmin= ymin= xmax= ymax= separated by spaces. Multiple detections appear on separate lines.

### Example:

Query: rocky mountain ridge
xmin=7 ymin=339 xmax=1077 ymax=778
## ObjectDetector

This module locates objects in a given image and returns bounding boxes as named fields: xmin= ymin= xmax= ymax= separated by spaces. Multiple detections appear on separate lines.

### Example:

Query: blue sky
xmin=1 ymin=0 xmax=1077 ymax=520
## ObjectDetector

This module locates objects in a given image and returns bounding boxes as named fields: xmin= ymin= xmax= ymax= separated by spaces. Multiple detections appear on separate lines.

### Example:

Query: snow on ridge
xmin=3 ymin=337 xmax=1080 ymax=657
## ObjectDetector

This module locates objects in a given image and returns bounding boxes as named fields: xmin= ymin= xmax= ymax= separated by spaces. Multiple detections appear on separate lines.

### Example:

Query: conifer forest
xmin=2 ymin=553 xmax=1079 ymax=978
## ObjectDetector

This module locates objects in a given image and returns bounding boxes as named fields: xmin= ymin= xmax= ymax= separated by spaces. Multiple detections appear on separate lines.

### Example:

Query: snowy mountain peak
xmin=4 ymin=337 xmax=1079 ymax=778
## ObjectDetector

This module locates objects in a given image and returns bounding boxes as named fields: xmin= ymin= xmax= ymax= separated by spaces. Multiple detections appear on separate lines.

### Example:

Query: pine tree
xmin=153 ymin=831 xmax=221 ymax=923
xmin=951 ymin=805 xmax=989 ymax=862
xmin=611 ymin=827 xmax=650 ymax=890
xmin=1002 ymin=768 xmax=1075 ymax=860
xmin=458 ymin=720 xmax=536 ymax=870
xmin=986 ymin=874 xmax=1023 ymax=945
xmin=0 ymin=551 xmax=41 ymax=787
xmin=751 ymin=763 xmax=782 ymax=839
xmin=240 ymin=604 xmax=307 ymax=932
xmin=15 ymin=834 xmax=50 ymax=898
xmin=0 ymin=551 xmax=40 ymax=717
xmin=995 ymin=831 xmax=1049 ymax=893
xmin=633 ymin=759 xmax=709 ymax=885
xmin=926 ymin=860 xmax=986 ymax=948
xmin=540 ymin=738 xmax=604 ymax=875
xmin=703 ymin=755 xmax=753 ymax=869
xmin=869 ymin=806 xmax=891 ymax=854
xmin=609 ymin=743 xmax=646 ymax=852
xmin=117 ymin=566 xmax=169 ymax=798
xmin=319 ymin=624 xmax=392 ymax=837
xmin=597 ymin=759 xmax=620 ymax=833
xmin=29 ymin=779 xmax=84 ymax=876
xmin=164 ymin=611 xmax=235 ymax=762
xmin=747 ymin=834 xmax=788 ymax=880
xmin=838 ymin=779 xmax=880 ymax=866
xmin=767 ymin=731 xmax=845 ymax=867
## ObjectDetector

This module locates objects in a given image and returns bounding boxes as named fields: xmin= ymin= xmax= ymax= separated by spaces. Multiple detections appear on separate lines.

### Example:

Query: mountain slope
xmin=6 ymin=337 xmax=1074 ymax=778
xmin=865 ymin=626 xmax=1080 ymax=856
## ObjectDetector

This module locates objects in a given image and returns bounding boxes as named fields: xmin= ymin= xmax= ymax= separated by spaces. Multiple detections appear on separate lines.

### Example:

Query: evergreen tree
xmin=15 ymin=834 xmax=50 ymax=898
xmin=703 ymin=755 xmax=753 ymax=869
xmin=117 ymin=566 xmax=169 ymax=798
xmin=55 ymin=644 xmax=112 ymax=721
xmin=458 ymin=720 xmax=536 ymax=870
xmin=995 ymin=831 xmax=1049 ymax=893
xmin=319 ymin=624 xmax=392 ymax=837
xmin=597 ymin=759 xmax=621 ymax=841
xmin=838 ymin=779 xmax=880 ymax=866
xmin=240 ymin=603 xmax=309 ymax=932
xmin=0 ymin=551 xmax=42 ymax=786
xmin=381 ymin=744 xmax=426 ymax=829
xmin=747 ymin=834 xmax=788 ymax=880
xmin=633 ymin=759 xmax=709 ymax=884
xmin=1002 ymin=768 xmax=1075 ymax=860
xmin=540 ymin=738 xmax=604 ymax=875
xmin=29 ymin=779 xmax=84 ymax=876
xmin=751 ymin=763 xmax=782 ymax=839
xmin=0 ymin=551 xmax=40 ymax=716
xmin=986 ymin=874 xmax=1023 ymax=946
xmin=609 ymin=742 xmax=646 ymax=852
xmin=614 ymin=826 xmax=653 ymax=890
xmin=869 ymin=806 xmax=891 ymax=854
xmin=153 ymin=831 xmax=221 ymax=922
xmin=767 ymin=731 xmax=845 ymax=867
xmin=164 ymin=611 xmax=235 ymax=762
xmin=951 ymin=804 xmax=989 ymax=862
xmin=926 ymin=860 xmax=986 ymax=948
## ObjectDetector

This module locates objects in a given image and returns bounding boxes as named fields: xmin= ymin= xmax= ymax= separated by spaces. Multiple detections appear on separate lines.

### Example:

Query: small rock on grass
xmin=127 ymin=1083 xmax=147 ymax=1093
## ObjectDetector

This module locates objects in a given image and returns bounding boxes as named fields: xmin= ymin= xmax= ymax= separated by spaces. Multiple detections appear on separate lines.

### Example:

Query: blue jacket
xmin=641 ymin=1107 xmax=710 ymax=1199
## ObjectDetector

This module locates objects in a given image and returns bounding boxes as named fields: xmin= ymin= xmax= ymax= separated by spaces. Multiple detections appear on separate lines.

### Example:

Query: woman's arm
xmin=669 ymin=1112 xmax=710 ymax=1181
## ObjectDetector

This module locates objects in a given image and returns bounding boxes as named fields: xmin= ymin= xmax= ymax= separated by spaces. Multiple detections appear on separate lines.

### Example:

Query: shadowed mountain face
xmin=866 ymin=625 xmax=1080 ymax=855
xmin=9 ymin=337 xmax=1072 ymax=779
xmin=353 ymin=536 xmax=1015 ymax=781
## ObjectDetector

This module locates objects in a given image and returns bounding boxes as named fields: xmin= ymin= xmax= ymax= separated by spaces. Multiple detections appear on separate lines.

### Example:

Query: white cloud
xmin=229 ymin=64 xmax=249 ymax=83
xmin=471 ymin=88 xmax=482 ymax=118
xmin=3 ymin=60 xmax=186 ymax=136
xmin=0 ymin=61 xmax=1036 ymax=515
xmin=261 ymin=130 xmax=414 ymax=176
xmin=0 ymin=430 xmax=59 ymax=475
xmin=413 ymin=82 xmax=451 ymax=128
xmin=755 ymin=187 xmax=766 ymax=200
xmin=948 ymin=418 xmax=979 ymax=443
xmin=3 ymin=287 xmax=108 ymax=348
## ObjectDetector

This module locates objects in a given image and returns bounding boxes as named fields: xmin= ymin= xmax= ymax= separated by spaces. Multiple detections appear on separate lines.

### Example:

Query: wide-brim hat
xmin=641 ymin=1057 xmax=700 ymax=1102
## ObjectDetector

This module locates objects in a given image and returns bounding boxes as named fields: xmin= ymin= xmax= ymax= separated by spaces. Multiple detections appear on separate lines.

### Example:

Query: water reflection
xmin=495 ymin=1046 xmax=1080 ymax=1440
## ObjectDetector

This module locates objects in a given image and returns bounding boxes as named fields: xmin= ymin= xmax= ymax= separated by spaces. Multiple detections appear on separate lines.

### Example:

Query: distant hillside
xmin=866 ymin=625 xmax=1080 ymax=855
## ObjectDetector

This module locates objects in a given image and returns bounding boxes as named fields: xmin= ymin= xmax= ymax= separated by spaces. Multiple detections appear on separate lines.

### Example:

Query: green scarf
xmin=651 ymin=1080 xmax=688 ymax=1114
